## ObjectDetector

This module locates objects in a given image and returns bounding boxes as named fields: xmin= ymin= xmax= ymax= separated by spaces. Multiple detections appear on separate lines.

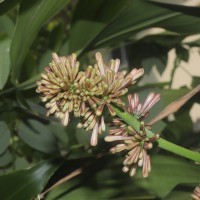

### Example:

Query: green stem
xmin=0 ymin=75 xmax=39 ymax=96
xmin=112 ymin=105 xmax=200 ymax=163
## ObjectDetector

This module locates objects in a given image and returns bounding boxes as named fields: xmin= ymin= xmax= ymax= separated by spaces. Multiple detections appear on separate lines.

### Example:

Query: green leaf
xmin=0 ymin=0 xmax=20 ymax=16
xmin=45 ymin=156 xmax=154 ymax=200
xmin=16 ymin=74 xmax=40 ymax=91
xmin=69 ymin=20 xmax=104 ymax=53
xmin=0 ymin=150 xmax=12 ymax=168
xmin=94 ymin=0 xmax=200 ymax=44
xmin=139 ymin=155 xmax=200 ymax=198
xmin=0 ymin=160 xmax=57 ymax=200
xmin=0 ymin=16 xmax=14 ymax=37
xmin=161 ymin=88 xmax=190 ymax=106
xmin=0 ymin=37 xmax=11 ymax=90
xmin=10 ymin=0 xmax=71 ymax=82
xmin=176 ymin=46 xmax=189 ymax=62
xmin=69 ymin=0 xmax=128 ymax=53
xmin=192 ymin=76 xmax=200 ymax=87
xmin=165 ymin=184 xmax=195 ymax=200
xmin=39 ymin=50 xmax=52 ymax=73
xmin=18 ymin=119 xmax=58 ymax=153
xmin=72 ymin=0 xmax=128 ymax=24
xmin=80 ymin=0 xmax=200 ymax=52
xmin=0 ymin=121 xmax=11 ymax=155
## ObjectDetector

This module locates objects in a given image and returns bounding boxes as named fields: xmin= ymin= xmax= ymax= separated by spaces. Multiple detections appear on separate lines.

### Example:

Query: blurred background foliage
xmin=0 ymin=0 xmax=200 ymax=199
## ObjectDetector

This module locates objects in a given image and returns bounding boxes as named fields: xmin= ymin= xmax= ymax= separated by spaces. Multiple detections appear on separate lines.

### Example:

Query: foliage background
xmin=0 ymin=0 xmax=200 ymax=199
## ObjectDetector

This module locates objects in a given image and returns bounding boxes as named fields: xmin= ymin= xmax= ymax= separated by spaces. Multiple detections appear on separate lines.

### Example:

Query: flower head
xmin=77 ymin=53 xmax=144 ymax=146
xmin=192 ymin=185 xmax=200 ymax=200
xmin=36 ymin=52 xmax=145 ymax=146
xmin=36 ymin=53 xmax=88 ymax=126
xmin=90 ymin=52 xmax=144 ymax=117
xmin=105 ymin=122 xmax=159 ymax=177
xmin=105 ymin=92 xmax=160 ymax=177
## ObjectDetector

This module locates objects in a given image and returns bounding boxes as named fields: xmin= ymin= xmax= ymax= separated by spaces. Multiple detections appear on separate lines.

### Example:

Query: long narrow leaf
xmin=80 ymin=0 xmax=200 ymax=52
xmin=10 ymin=0 xmax=71 ymax=82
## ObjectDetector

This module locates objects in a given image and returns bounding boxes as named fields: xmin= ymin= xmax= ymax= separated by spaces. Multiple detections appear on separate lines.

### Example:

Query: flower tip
xmin=129 ymin=167 xmax=136 ymax=177
xmin=52 ymin=53 xmax=59 ymax=62
xmin=122 ymin=166 xmax=129 ymax=173
xmin=95 ymin=52 xmax=102 ymax=60
xmin=142 ymin=173 xmax=148 ymax=178
xmin=90 ymin=123 xmax=98 ymax=146
xmin=104 ymin=136 xmax=111 ymax=142
xmin=77 ymin=123 xmax=82 ymax=128
xmin=90 ymin=141 xmax=97 ymax=146
xmin=131 ymin=68 xmax=144 ymax=82
xmin=62 ymin=112 xmax=69 ymax=126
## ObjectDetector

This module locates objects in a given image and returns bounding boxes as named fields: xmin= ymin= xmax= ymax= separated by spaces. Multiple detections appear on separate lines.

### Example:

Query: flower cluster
xmin=36 ymin=52 xmax=144 ymax=146
xmin=105 ymin=93 xmax=160 ymax=177
xmin=192 ymin=185 xmax=200 ymax=200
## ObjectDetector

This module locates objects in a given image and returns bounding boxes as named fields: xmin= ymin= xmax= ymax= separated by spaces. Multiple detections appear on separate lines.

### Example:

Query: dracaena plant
xmin=36 ymin=52 xmax=200 ymax=183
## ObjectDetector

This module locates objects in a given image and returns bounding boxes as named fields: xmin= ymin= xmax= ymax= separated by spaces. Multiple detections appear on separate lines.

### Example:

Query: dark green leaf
xmin=165 ymin=184 xmax=195 ymax=200
xmin=176 ymin=46 xmax=189 ymax=62
xmin=16 ymin=74 xmax=40 ymax=91
xmin=192 ymin=76 xmax=200 ymax=87
xmin=39 ymin=50 xmax=52 ymax=73
xmin=102 ymin=1 xmax=200 ymax=44
xmin=46 ymin=156 xmax=154 ymax=200
xmin=139 ymin=155 xmax=200 ymax=198
xmin=0 ymin=37 xmax=11 ymax=90
xmin=10 ymin=0 xmax=71 ymax=82
xmin=0 ymin=0 xmax=20 ymax=16
xmin=0 ymin=150 xmax=12 ymax=167
xmin=18 ymin=119 xmax=58 ymax=153
xmin=72 ymin=0 xmax=128 ymax=24
xmin=80 ymin=0 xmax=200 ymax=52
xmin=0 ymin=160 xmax=57 ymax=200
xmin=0 ymin=121 xmax=11 ymax=155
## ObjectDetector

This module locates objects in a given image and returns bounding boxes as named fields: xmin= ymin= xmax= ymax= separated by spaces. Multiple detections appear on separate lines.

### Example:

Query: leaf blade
xmin=0 ymin=160 xmax=58 ymax=200
xmin=10 ymin=0 xmax=71 ymax=82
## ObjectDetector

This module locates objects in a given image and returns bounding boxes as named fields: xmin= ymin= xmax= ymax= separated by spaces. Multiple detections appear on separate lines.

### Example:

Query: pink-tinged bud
xmin=62 ymin=111 xmax=69 ymax=126
xmin=90 ymin=123 xmax=99 ymax=146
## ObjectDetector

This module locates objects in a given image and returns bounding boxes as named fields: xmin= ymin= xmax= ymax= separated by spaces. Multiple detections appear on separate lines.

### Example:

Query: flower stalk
xmin=112 ymin=104 xmax=200 ymax=163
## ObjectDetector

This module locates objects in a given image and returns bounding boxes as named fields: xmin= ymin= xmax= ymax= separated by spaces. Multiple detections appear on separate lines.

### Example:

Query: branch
xmin=149 ymin=84 xmax=200 ymax=125
xmin=39 ymin=168 xmax=82 ymax=199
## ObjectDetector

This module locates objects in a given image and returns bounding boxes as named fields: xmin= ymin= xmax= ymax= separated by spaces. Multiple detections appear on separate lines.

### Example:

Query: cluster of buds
xmin=192 ymin=185 xmax=200 ymax=200
xmin=106 ymin=122 xmax=159 ymax=178
xmin=36 ymin=52 xmax=144 ymax=146
xmin=105 ymin=93 xmax=160 ymax=177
